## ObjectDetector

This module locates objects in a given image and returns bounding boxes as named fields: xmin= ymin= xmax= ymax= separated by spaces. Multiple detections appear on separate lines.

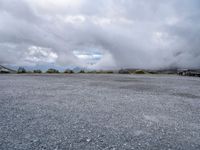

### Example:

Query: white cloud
xmin=166 ymin=17 xmax=180 ymax=25
xmin=1 ymin=0 xmax=200 ymax=69
xmin=24 ymin=46 xmax=58 ymax=64
xmin=63 ymin=15 xmax=86 ymax=24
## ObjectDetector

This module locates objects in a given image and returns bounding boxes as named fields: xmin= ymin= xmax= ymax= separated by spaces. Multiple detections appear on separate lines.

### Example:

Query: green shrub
xmin=33 ymin=70 xmax=42 ymax=73
xmin=86 ymin=70 xmax=114 ymax=74
xmin=64 ymin=69 xmax=74 ymax=74
xmin=87 ymin=71 xmax=96 ymax=74
xmin=17 ymin=67 xmax=26 ymax=74
xmin=148 ymin=71 xmax=158 ymax=74
xmin=105 ymin=71 xmax=114 ymax=74
xmin=134 ymin=70 xmax=146 ymax=74
xmin=118 ymin=69 xmax=130 ymax=74
xmin=46 ymin=68 xmax=59 ymax=73
xmin=79 ymin=70 xmax=85 ymax=73
xmin=98 ymin=70 xmax=114 ymax=74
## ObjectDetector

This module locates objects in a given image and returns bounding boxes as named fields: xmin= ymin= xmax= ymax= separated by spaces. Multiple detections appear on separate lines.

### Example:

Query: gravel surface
xmin=0 ymin=74 xmax=200 ymax=150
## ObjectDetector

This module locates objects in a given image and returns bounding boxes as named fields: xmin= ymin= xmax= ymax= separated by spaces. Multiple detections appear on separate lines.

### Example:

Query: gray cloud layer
xmin=0 ymin=0 xmax=200 ymax=69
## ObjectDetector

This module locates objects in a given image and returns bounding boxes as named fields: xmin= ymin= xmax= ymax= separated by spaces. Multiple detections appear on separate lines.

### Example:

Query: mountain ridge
xmin=0 ymin=65 xmax=16 ymax=73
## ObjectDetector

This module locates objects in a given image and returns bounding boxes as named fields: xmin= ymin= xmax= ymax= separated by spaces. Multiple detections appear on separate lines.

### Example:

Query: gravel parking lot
xmin=0 ymin=74 xmax=200 ymax=150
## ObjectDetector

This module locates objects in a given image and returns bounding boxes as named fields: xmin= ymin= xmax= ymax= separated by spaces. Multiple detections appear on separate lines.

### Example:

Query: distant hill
xmin=0 ymin=65 xmax=16 ymax=73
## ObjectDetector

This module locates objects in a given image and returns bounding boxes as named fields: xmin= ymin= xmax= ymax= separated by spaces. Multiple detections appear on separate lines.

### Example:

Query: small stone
xmin=124 ymin=143 xmax=127 ymax=146
xmin=86 ymin=138 xmax=91 ymax=142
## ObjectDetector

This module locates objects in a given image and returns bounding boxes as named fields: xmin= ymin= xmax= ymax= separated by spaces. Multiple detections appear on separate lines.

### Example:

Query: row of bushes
xmin=118 ymin=69 xmax=146 ymax=74
xmin=17 ymin=67 xmax=147 ymax=74
xmin=17 ymin=67 xmax=74 ymax=74
xmin=87 ymin=70 xmax=114 ymax=74
xmin=17 ymin=68 xmax=114 ymax=74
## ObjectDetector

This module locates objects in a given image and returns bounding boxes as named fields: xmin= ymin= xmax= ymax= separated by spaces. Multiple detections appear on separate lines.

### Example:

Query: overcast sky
xmin=0 ymin=0 xmax=200 ymax=70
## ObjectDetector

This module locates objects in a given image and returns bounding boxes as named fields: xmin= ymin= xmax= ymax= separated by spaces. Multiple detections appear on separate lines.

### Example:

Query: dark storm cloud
xmin=0 ymin=0 xmax=200 ymax=69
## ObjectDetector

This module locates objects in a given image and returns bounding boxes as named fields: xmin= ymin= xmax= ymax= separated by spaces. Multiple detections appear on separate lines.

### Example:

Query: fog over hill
xmin=0 ymin=0 xmax=200 ymax=69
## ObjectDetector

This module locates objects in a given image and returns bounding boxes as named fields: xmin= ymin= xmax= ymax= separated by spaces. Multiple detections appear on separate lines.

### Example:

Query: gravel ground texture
xmin=0 ymin=74 xmax=200 ymax=150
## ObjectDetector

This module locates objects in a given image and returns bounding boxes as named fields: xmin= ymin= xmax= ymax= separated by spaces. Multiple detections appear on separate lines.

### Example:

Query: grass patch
xmin=134 ymin=70 xmax=146 ymax=74
xmin=46 ymin=68 xmax=60 ymax=73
